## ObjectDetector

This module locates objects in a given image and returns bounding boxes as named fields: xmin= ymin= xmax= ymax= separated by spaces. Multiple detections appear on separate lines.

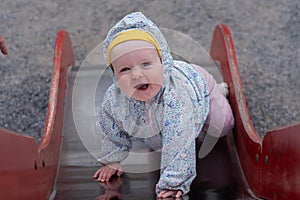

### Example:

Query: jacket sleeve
xmin=96 ymin=108 xmax=132 ymax=165
xmin=155 ymin=93 xmax=202 ymax=195
xmin=156 ymin=127 xmax=197 ymax=195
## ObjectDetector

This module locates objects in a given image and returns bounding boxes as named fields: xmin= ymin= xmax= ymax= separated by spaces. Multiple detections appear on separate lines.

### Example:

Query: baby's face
xmin=112 ymin=48 xmax=163 ymax=101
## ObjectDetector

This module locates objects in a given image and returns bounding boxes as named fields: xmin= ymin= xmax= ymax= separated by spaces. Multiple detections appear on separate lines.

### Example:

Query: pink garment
xmin=192 ymin=64 xmax=234 ymax=138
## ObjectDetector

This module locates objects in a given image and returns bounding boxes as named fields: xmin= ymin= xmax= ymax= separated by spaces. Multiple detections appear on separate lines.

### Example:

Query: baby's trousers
xmin=191 ymin=64 xmax=235 ymax=138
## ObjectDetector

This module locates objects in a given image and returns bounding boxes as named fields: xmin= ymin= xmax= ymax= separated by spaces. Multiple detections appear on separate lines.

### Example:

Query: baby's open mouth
xmin=135 ymin=83 xmax=149 ymax=90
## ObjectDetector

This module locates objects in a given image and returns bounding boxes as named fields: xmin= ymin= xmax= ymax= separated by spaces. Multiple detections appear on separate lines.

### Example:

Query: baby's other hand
xmin=157 ymin=190 xmax=183 ymax=199
xmin=93 ymin=162 xmax=123 ymax=182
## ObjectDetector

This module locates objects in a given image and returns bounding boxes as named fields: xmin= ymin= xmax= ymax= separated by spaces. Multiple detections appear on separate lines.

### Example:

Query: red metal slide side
xmin=210 ymin=24 xmax=300 ymax=200
xmin=0 ymin=30 xmax=74 ymax=200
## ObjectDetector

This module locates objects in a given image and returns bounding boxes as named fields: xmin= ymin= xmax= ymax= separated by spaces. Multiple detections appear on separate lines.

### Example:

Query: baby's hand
xmin=157 ymin=190 xmax=183 ymax=199
xmin=93 ymin=162 xmax=123 ymax=182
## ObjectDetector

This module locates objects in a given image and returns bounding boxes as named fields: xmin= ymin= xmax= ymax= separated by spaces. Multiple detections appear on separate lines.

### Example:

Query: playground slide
xmin=0 ymin=24 xmax=299 ymax=200
xmin=0 ymin=31 xmax=74 ymax=200
xmin=210 ymin=24 xmax=300 ymax=200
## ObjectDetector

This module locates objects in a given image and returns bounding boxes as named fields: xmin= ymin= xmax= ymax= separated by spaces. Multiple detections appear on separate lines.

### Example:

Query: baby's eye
xmin=141 ymin=62 xmax=151 ymax=67
xmin=120 ymin=67 xmax=130 ymax=73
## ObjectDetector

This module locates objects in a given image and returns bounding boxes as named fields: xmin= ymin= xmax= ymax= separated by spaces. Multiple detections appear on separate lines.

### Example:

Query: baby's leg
xmin=191 ymin=64 xmax=234 ymax=138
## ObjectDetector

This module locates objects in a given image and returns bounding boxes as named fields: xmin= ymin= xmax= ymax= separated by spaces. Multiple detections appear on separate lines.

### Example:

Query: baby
xmin=93 ymin=12 xmax=234 ymax=198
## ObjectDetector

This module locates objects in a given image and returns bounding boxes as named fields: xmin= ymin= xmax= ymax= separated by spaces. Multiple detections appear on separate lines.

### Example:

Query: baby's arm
xmin=96 ymin=106 xmax=132 ymax=182
xmin=94 ymin=130 xmax=130 ymax=183
xmin=156 ymin=95 xmax=201 ymax=196
xmin=93 ymin=162 xmax=123 ymax=182
xmin=156 ymin=134 xmax=196 ymax=197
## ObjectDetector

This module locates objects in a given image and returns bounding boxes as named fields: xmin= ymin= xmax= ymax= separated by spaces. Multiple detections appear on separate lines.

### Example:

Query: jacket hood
xmin=103 ymin=12 xmax=173 ymax=72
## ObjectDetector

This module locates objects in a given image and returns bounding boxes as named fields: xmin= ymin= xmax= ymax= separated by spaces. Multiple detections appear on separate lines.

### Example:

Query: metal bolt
xmin=42 ymin=159 xmax=46 ymax=168
xmin=34 ymin=160 xmax=38 ymax=170
xmin=265 ymin=155 xmax=269 ymax=164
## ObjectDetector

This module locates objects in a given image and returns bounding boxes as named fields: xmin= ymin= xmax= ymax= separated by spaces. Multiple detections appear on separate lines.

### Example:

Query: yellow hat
xmin=106 ymin=29 xmax=161 ymax=64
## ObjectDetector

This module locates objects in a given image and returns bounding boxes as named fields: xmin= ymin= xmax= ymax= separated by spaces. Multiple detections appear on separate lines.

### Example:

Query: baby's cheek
xmin=116 ymin=78 xmax=132 ymax=96
xmin=151 ymin=70 xmax=163 ymax=85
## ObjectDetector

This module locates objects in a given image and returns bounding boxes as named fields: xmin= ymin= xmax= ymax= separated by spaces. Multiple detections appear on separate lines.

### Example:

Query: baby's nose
xmin=131 ymin=68 xmax=143 ymax=79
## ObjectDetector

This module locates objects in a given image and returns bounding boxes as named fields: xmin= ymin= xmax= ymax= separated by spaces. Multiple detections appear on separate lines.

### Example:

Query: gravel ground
xmin=0 ymin=0 xmax=299 ymax=142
